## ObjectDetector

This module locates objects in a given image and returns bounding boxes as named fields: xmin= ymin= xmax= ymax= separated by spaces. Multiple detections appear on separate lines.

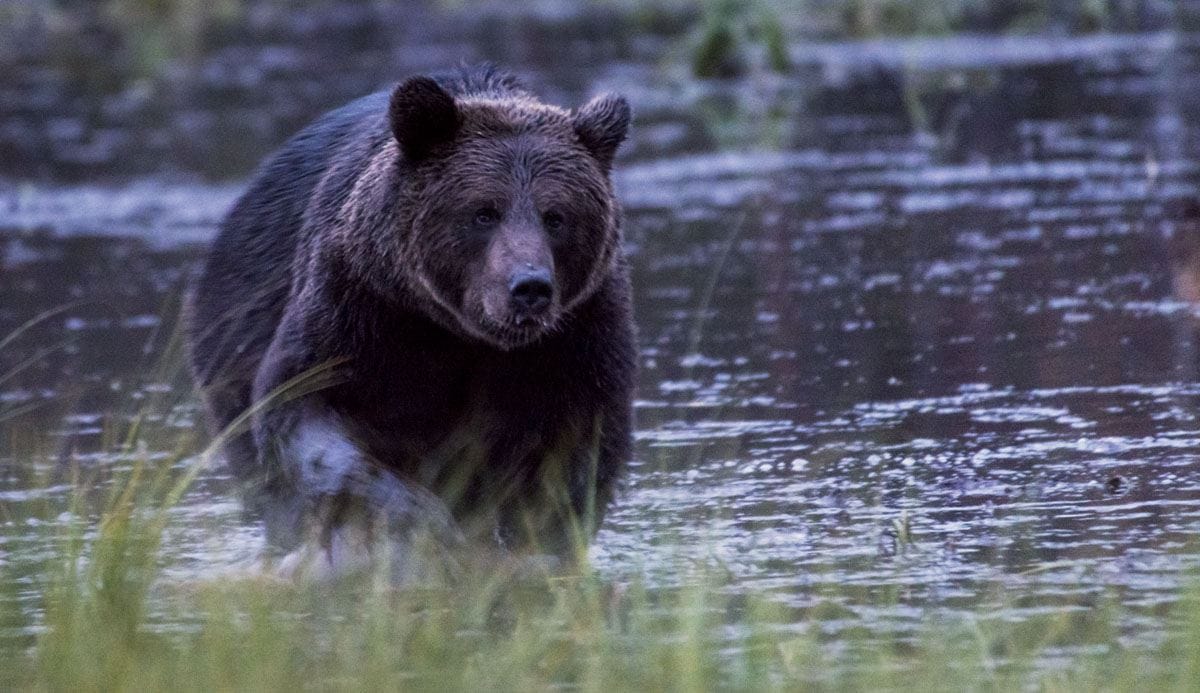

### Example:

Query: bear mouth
xmin=476 ymin=313 xmax=557 ymax=350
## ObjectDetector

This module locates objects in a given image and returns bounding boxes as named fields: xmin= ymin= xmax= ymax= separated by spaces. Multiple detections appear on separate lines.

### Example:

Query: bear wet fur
xmin=185 ymin=65 xmax=635 ymax=580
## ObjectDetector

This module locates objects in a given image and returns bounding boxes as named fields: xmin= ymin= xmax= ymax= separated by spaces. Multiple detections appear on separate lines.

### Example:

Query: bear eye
xmin=543 ymin=211 xmax=566 ymax=232
xmin=473 ymin=207 xmax=501 ymax=227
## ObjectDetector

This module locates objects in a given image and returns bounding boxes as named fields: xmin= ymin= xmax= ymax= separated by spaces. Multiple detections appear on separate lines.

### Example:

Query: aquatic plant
xmin=691 ymin=0 xmax=792 ymax=78
xmin=98 ymin=0 xmax=241 ymax=74
xmin=692 ymin=0 xmax=747 ymax=79
xmin=5 ymin=451 xmax=1200 ymax=691
xmin=840 ymin=0 xmax=955 ymax=38
xmin=759 ymin=11 xmax=791 ymax=73
xmin=833 ymin=0 xmax=1169 ymax=37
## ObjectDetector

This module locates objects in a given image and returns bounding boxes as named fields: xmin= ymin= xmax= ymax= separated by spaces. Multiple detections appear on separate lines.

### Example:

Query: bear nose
xmin=509 ymin=268 xmax=553 ymax=317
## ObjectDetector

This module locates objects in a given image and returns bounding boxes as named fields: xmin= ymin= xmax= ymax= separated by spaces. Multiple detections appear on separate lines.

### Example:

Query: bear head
xmin=377 ymin=74 xmax=630 ymax=351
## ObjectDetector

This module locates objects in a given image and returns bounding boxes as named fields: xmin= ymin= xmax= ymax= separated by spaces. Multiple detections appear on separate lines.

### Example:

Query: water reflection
xmin=3 ymin=27 xmax=1200 ymax=644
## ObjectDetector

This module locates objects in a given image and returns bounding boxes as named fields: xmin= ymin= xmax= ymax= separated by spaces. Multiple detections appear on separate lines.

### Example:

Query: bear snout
xmin=509 ymin=267 xmax=554 ymax=321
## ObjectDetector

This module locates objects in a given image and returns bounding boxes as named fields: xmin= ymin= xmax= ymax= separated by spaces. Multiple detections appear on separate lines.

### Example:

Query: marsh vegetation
xmin=3 ymin=411 xmax=1200 ymax=690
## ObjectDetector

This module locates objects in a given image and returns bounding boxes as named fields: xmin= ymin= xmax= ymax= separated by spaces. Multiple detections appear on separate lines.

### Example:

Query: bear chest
xmin=335 ymin=349 xmax=563 ymax=477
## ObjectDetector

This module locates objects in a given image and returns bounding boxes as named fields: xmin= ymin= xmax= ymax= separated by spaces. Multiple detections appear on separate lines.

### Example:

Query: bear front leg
xmin=252 ymin=401 xmax=466 ymax=584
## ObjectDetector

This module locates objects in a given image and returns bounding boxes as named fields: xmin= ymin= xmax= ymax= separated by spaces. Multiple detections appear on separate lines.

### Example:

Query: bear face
xmin=386 ymin=77 xmax=631 ymax=350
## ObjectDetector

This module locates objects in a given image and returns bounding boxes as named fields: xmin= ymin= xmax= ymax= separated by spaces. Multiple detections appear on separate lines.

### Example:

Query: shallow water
xmin=3 ymin=13 xmax=1200 ymax=649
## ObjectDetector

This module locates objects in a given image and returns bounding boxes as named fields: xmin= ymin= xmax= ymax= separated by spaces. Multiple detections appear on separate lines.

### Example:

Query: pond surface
xmin=3 ymin=12 xmax=1200 ymax=650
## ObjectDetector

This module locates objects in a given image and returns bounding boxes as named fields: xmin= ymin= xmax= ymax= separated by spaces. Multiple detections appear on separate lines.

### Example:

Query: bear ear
xmin=389 ymin=76 xmax=460 ymax=162
xmin=573 ymin=93 xmax=631 ymax=174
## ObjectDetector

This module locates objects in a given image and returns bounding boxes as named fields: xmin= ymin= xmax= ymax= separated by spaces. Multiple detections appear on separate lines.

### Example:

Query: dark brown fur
xmin=185 ymin=65 xmax=635 ymax=579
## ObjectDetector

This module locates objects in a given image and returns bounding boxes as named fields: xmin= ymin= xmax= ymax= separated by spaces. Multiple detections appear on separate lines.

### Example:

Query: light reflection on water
xmin=3 ymin=29 xmax=1200 ymax=646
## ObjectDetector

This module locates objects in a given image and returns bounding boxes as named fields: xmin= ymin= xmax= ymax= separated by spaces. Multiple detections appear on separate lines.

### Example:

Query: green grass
xmin=2 ymin=411 xmax=1200 ymax=691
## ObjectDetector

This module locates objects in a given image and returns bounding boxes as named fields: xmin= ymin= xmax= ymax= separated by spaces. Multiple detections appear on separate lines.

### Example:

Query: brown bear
xmin=185 ymin=64 xmax=635 ymax=581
